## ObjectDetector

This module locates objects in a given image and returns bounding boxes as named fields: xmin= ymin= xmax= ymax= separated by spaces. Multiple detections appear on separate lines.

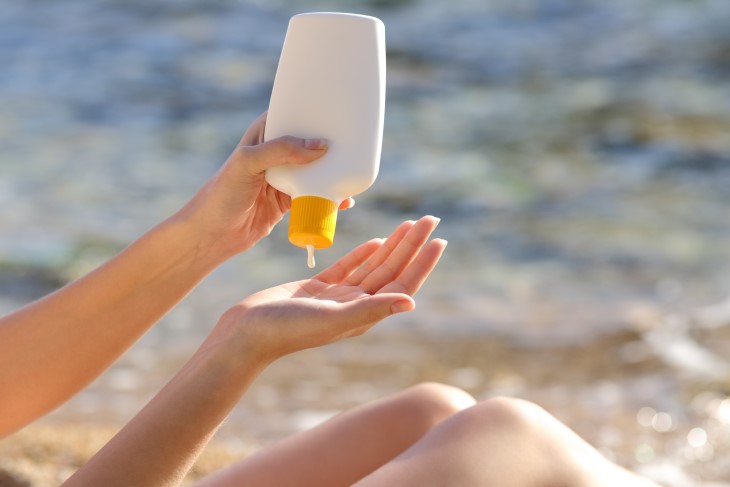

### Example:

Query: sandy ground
xmin=0 ymin=421 xmax=254 ymax=486
xmin=2 ymin=326 xmax=729 ymax=486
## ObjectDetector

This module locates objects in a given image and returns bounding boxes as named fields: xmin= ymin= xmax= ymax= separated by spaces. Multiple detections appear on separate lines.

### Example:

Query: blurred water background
xmin=1 ymin=0 xmax=730 ymax=484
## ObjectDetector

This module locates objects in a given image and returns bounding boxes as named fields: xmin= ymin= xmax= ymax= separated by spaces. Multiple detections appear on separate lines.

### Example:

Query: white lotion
xmin=264 ymin=12 xmax=386 ymax=265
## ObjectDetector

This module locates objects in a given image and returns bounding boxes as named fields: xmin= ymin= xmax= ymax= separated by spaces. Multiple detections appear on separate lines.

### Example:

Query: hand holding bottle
xmin=175 ymin=113 xmax=354 ymax=262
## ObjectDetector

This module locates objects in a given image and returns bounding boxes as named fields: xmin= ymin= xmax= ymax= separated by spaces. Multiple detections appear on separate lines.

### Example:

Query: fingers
xmin=343 ymin=220 xmax=416 ymax=287
xmin=348 ymin=216 xmax=441 ymax=294
xmin=314 ymin=238 xmax=384 ymax=284
xmin=377 ymin=238 xmax=448 ymax=296
xmin=334 ymin=293 xmax=415 ymax=335
xmin=339 ymin=197 xmax=355 ymax=211
xmin=318 ymin=214 xmax=445 ymax=298
xmin=239 ymin=136 xmax=328 ymax=175
xmin=240 ymin=111 xmax=268 ymax=146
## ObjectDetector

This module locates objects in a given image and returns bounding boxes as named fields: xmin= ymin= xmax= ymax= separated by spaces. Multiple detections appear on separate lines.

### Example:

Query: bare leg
xmin=193 ymin=383 xmax=476 ymax=487
xmin=355 ymin=397 xmax=659 ymax=487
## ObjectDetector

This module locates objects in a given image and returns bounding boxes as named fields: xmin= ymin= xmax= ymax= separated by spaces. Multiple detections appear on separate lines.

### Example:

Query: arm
xmin=62 ymin=216 xmax=445 ymax=487
xmin=0 ymin=114 xmax=332 ymax=436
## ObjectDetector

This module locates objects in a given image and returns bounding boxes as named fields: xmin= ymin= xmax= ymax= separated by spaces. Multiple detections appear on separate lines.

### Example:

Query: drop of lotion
xmin=306 ymin=244 xmax=316 ymax=269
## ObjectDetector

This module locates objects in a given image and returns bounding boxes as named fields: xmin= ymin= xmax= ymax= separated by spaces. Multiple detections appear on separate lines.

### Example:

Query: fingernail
xmin=391 ymin=301 xmax=413 ymax=314
xmin=432 ymin=216 xmax=441 ymax=225
xmin=304 ymin=138 xmax=327 ymax=150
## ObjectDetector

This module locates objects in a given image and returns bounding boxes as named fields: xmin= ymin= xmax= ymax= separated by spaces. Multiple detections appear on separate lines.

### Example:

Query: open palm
xmin=226 ymin=216 xmax=446 ymax=361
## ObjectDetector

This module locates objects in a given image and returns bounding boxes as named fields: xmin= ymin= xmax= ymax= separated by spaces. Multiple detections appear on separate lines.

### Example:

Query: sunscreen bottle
xmin=264 ymin=12 xmax=386 ymax=267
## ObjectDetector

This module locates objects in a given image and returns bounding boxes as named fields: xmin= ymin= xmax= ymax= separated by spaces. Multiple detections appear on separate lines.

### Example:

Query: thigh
xmin=193 ymin=383 xmax=474 ymax=487
xmin=354 ymin=397 xmax=659 ymax=487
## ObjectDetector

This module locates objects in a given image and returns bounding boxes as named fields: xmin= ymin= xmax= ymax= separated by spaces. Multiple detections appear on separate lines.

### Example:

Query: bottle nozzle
xmin=289 ymin=196 xmax=338 ymax=250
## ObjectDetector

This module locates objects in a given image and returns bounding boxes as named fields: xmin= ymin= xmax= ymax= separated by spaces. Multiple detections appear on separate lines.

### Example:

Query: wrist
xmin=164 ymin=207 xmax=238 ymax=269
xmin=186 ymin=327 xmax=269 ymax=401
xmin=171 ymin=184 xmax=266 ymax=264
xmin=206 ymin=305 xmax=280 ymax=370
xmin=190 ymin=330 xmax=271 ymax=407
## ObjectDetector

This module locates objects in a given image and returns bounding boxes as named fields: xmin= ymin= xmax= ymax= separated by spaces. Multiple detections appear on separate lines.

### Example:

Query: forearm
xmin=62 ymin=337 xmax=266 ymax=487
xmin=60 ymin=215 xmax=443 ymax=486
xmin=0 ymin=213 xmax=230 ymax=435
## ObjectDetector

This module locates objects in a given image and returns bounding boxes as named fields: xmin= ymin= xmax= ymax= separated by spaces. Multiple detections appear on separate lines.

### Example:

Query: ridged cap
xmin=289 ymin=196 xmax=338 ymax=249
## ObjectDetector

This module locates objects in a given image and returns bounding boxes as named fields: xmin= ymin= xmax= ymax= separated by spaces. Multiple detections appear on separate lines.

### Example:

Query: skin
xmin=1 ymin=113 xmax=658 ymax=487
xmin=193 ymin=383 xmax=479 ymax=487
xmin=61 ymin=216 xmax=445 ymax=487
xmin=0 ymin=113 xmax=356 ymax=437
xmin=352 ymin=397 xmax=659 ymax=487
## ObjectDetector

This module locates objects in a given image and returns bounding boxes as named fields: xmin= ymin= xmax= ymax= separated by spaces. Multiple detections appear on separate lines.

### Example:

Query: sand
xmin=0 ymin=421 xmax=254 ymax=487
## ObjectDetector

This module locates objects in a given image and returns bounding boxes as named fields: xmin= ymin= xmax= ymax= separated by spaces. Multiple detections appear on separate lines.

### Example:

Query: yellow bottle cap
xmin=289 ymin=196 xmax=338 ymax=249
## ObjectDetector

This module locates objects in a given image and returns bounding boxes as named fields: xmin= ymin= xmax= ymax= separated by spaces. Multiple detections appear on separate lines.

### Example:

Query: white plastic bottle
xmin=264 ymin=12 xmax=386 ymax=267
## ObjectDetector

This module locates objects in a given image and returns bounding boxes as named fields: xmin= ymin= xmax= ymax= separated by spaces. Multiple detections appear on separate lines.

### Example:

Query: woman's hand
xmin=176 ymin=113 xmax=354 ymax=260
xmin=213 ymin=216 xmax=445 ymax=363
xmin=58 ymin=216 xmax=443 ymax=486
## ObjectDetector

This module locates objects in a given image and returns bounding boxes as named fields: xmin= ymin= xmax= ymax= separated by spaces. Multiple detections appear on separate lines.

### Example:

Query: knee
xmin=388 ymin=382 xmax=477 ymax=431
xmin=442 ymin=396 xmax=554 ymax=445
xmin=466 ymin=397 xmax=598 ymax=453
xmin=465 ymin=396 xmax=548 ymax=432
xmin=447 ymin=397 xmax=602 ymax=477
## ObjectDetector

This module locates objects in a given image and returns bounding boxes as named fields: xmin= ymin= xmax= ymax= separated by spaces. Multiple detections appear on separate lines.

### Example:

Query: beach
xmin=3 ymin=315 xmax=730 ymax=485
xmin=2 ymin=0 xmax=730 ymax=484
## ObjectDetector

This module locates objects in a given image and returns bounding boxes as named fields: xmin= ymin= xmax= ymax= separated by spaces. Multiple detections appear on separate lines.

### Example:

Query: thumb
xmin=337 ymin=294 xmax=415 ymax=330
xmin=241 ymin=136 xmax=328 ymax=175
